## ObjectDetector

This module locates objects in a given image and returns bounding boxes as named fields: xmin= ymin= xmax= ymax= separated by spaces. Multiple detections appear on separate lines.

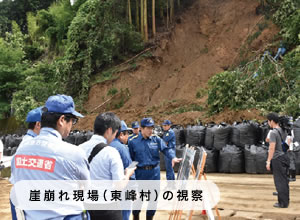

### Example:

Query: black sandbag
xmin=293 ymin=118 xmax=300 ymax=143
xmin=293 ymin=118 xmax=300 ymax=128
xmin=4 ymin=134 xmax=15 ymax=149
xmin=11 ymin=146 xmax=18 ymax=155
xmin=173 ymin=126 xmax=185 ymax=146
xmin=86 ymin=131 xmax=94 ymax=141
xmin=231 ymin=122 xmax=241 ymax=147
xmin=205 ymin=124 xmax=217 ymax=150
xmin=231 ymin=121 xmax=259 ymax=148
xmin=295 ymin=151 xmax=300 ymax=175
xmin=64 ymin=132 xmax=76 ymax=145
xmin=213 ymin=123 xmax=231 ymax=150
xmin=3 ymin=147 xmax=12 ymax=156
xmin=185 ymin=125 xmax=206 ymax=146
xmin=245 ymin=144 xmax=270 ymax=174
xmin=294 ymin=128 xmax=300 ymax=143
xmin=176 ymin=143 xmax=186 ymax=149
xmin=12 ymin=136 xmax=22 ymax=148
xmin=204 ymin=148 xmax=218 ymax=173
xmin=74 ymin=132 xmax=87 ymax=145
xmin=259 ymin=121 xmax=270 ymax=146
xmin=218 ymin=145 xmax=244 ymax=173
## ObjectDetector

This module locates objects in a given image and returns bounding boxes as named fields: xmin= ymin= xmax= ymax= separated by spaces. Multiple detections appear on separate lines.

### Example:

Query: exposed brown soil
xmin=75 ymin=0 xmax=279 ymax=131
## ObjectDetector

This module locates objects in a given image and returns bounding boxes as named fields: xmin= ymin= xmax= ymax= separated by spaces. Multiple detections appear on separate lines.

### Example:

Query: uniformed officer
xmin=79 ymin=113 xmax=135 ymax=220
xmin=128 ymin=117 xmax=182 ymax=220
xmin=129 ymin=121 xmax=140 ymax=140
xmin=162 ymin=120 xmax=176 ymax=181
xmin=110 ymin=120 xmax=135 ymax=220
xmin=10 ymin=94 xmax=90 ymax=220
xmin=22 ymin=106 xmax=43 ymax=142
xmin=9 ymin=106 xmax=43 ymax=220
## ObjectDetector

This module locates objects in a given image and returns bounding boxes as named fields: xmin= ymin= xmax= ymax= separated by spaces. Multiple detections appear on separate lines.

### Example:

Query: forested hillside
xmin=0 ymin=0 xmax=299 ymax=129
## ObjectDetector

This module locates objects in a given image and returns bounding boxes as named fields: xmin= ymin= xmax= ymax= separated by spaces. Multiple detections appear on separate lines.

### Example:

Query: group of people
xmin=9 ymin=94 xmax=181 ymax=220
xmin=7 ymin=93 xmax=297 ymax=219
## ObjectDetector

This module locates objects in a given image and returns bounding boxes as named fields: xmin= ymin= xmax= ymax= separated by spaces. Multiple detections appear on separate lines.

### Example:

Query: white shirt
xmin=79 ymin=135 xmax=124 ymax=180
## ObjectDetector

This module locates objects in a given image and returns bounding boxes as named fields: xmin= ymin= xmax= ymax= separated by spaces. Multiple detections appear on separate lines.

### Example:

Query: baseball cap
xmin=44 ymin=94 xmax=84 ymax=118
xmin=162 ymin=120 xmax=172 ymax=125
xmin=26 ymin=107 xmax=43 ymax=122
xmin=131 ymin=121 xmax=140 ymax=129
xmin=120 ymin=121 xmax=131 ymax=132
xmin=141 ymin=117 xmax=155 ymax=127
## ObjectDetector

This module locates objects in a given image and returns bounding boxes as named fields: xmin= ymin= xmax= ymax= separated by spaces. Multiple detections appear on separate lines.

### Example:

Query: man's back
xmin=11 ymin=128 xmax=90 ymax=220
xmin=80 ymin=135 xmax=124 ymax=180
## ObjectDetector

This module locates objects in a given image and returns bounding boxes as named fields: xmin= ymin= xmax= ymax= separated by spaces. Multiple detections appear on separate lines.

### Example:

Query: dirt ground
xmin=73 ymin=0 xmax=279 ymax=131
xmin=1 ymin=172 xmax=299 ymax=220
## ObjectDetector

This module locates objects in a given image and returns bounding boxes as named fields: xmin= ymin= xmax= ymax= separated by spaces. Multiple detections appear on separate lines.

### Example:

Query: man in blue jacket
xmin=128 ymin=117 xmax=181 ymax=220
xmin=129 ymin=121 xmax=140 ymax=140
xmin=110 ymin=120 xmax=135 ymax=220
xmin=162 ymin=120 xmax=176 ymax=181
xmin=10 ymin=94 xmax=90 ymax=220
xmin=22 ymin=107 xmax=43 ymax=142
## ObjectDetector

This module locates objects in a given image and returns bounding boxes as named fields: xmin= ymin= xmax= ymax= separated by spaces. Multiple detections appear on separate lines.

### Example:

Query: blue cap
xmin=131 ymin=121 xmax=140 ymax=129
xmin=120 ymin=121 xmax=130 ymax=132
xmin=44 ymin=94 xmax=84 ymax=118
xmin=26 ymin=107 xmax=43 ymax=122
xmin=162 ymin=120 xmax=172 ymax=125
xmin=141 ymin=117 xmax=155 ymax=127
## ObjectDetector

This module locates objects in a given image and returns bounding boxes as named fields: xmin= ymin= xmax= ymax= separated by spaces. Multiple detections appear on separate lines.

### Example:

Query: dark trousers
xmin=272 ymin=154 xmax=290 ymax=207
xmin=164 ymin=149 xmax=175 ymax=180
xmin=133 ymin=166 xmax=160 ymax=217
xmin=89 ymin=210 xmax=122 ymax=220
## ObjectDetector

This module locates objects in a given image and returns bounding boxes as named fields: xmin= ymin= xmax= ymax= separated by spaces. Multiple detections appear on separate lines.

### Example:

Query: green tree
xmin=64 ymin=0 xmax=143 ymax=101
xmin=36 ymin=0 xmax=75 ymax=53
xmin=0 ymin=0 xmax=55 ymax=35
xmin=0 ymin=22 xmax=26 ymax=118
xmin=11 ymin=62 xmax=61 ymax=121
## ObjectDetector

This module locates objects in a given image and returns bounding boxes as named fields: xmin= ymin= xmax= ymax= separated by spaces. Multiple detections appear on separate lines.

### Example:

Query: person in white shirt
xmin=80 ymin=112 xmax=135 ymax=220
